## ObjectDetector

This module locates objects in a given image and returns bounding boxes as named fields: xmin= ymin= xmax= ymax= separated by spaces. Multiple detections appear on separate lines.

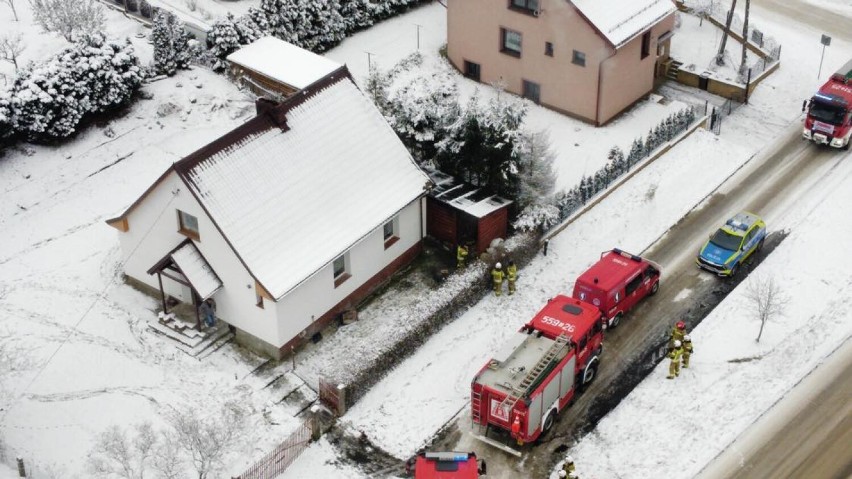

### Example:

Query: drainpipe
xmin=596 ymin=47 xmax=618 ymax=126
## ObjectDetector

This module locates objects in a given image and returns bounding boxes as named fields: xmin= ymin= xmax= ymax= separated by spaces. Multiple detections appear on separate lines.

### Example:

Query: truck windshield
xmin=809 ymin=101 xmax=846 ymax=125
xmin=709 ymin=229 xmax=742 ymax=251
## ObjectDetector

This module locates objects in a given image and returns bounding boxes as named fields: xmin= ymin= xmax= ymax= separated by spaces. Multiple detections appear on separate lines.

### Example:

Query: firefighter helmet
xmin=676 ymin=320 xmax=686 ymax=329
xmin=495 ymin=262 xmax=502 ymax=269
xmin=568 ymin=473 xmax=579 ymax=479
xmin=684 ymin=334 xmax=691 ymax=342
xmin=565 ymin=455 xmax=574 ymax=463
xmin=558 ymin=471 xmax=567 ymax=478
xmin=674 ymin=340 xmax=682 ymax=348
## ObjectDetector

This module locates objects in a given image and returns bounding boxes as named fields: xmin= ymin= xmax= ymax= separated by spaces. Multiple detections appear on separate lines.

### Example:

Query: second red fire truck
xmin=803 ymin=58 xmax=852 ymax=149
xmin=470 ymin=295 xmax=604 ymax=456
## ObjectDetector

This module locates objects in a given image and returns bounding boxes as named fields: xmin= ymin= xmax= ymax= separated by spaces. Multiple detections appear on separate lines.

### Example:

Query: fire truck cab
xmin=470 ymin=296 xmax=604 ymax=456
xmin=803 ymin=58 xmax=852 ymax=149
xmin=572 ymin=248 xmax=661 ymax=329
xmin=405 ymin=451 xmax=485 ymax=478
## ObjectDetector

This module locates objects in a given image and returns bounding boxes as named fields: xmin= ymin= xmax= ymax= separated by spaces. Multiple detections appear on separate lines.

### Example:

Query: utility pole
xmin=365 ymin=51 xmax=374 ymax=70
xmin=740 ymin=0 xmax=750 ymax=74
xmin=414 ymin=23 xmax=422 ymax=51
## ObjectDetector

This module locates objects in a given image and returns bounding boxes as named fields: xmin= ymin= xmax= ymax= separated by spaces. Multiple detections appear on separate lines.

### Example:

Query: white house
xmin=107 ymin=53 xmax=431 ymax=358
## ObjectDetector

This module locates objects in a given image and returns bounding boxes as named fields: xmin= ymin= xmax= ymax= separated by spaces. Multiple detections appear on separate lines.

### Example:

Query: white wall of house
xmin=272 ymin=199 xmax=423 ymax=347
xmin=118 ymin=171 xmax=278 ymax=340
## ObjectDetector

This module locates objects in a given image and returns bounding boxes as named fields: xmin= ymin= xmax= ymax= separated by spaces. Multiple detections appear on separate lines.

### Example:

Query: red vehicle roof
xmin=413 ymin=452 xmax=479 ymax=479
xmin=575 ymin=249 xmax=646 ymax=292
xmin=526 ymin=295 xmax=601 ymax=340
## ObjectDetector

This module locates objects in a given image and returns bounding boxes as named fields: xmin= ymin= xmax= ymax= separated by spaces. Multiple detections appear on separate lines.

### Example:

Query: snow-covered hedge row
xmin=540 ymin=107 xmax=698 ymax=229
xmin=0 ymin=35 xmax=143 ymax=143
xmin=206 ymin=0 xmax=431 ymax=70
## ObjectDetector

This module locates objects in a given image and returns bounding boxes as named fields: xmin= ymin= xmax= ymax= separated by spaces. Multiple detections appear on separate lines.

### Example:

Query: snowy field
xmin=1 ymin=0 xmax=852 ymax=478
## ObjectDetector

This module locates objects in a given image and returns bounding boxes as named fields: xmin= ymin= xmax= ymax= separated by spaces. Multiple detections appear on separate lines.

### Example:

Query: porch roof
xmin=148 ymin=239 xmax=223 ymax=300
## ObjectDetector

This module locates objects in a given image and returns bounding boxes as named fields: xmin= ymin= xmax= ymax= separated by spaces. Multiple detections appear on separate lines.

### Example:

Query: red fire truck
xmin=803 ymin=58 xmax=852 ymax=149
xmin=572 ymin=248 xmax=661 ymax=329
xmin=470 ymin=295 xmax=604 ymax=456
xmin=405 ymin=451 xmax=486 ymax=478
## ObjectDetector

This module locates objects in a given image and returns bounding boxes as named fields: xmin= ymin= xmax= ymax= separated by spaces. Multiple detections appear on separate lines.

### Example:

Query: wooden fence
xmin=319 ymin=378 xmax=346 ymax=416
xmin=233 ymin=418 xmax=312 ymax=479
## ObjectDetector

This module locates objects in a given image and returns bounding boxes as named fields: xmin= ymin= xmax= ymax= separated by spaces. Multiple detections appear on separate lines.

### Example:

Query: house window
xmin=545 ymin=42 xmax=553 ymax=57
xmin=383 ymin=217 xmax=400 ymax=249
xmin=509 ymin=0 xmax=539 ymax=14
xmin=464 ymin=60 xmax=481 ymax=82
xmin=501 ymin=28 xmax=522 ymax=57
xmin=256 ymin=292 xmax=264 ymax=308
xmin=522 ymin=80 xmax=540 ymax=104
xmin=572 ymin=50 xmax=586 ymax=67
xmin=177 ymin=210 xmax=199 ymax=239
xmin=641 ymin=31 xmax=651 ymax=59
xmin=333 ymin=253 xmax=351 ymax=288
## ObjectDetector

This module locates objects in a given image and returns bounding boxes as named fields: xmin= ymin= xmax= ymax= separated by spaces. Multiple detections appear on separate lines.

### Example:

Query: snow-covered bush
xmin=126 ymin=0 xmax=138 ymax=12
xmin=30 ymin=0 xmax=105 ymax=42
xmin=152 ymin=10 xmax=199 ymax=76
xmin=3 ymin=35 xmax=143 ymax=143
xmin=140 ymin=0 xmax=152 ymax=18
xmin=207 ymin=0 xmax=431 ymax=66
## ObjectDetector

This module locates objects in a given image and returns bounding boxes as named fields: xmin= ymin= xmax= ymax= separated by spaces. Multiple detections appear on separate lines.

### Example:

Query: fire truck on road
xmin=470 ymin=295 xmax=604 ymax=456
xmin=803 ymin=58 xmax=852 ymax=149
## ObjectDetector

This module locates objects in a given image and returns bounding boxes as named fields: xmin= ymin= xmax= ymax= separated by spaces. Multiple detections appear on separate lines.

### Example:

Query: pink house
xmin=447 ymin=0 xmax=677 ymax=125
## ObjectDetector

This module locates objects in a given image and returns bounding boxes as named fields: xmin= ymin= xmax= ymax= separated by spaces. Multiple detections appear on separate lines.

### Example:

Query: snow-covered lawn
xmin=2 ymin=0 xmax=851 ymax=478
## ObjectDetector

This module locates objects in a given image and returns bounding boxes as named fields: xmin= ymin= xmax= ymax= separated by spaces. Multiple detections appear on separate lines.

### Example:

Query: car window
xmin=710 ymin=229 xmax=742 ymax=251
xmin=625 ymin=274 xmax=643 ymax=295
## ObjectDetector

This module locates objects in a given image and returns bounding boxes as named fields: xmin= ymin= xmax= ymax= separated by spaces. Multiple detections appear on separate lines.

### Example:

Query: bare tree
xmin=30 ymin=0 xmax=105 ymax=42
xmin=0 ymin=34 xmax=24 ymax=71
xmin=1 ymin=0 xmax=18 ymax=21
xmin=715 ymin=0 xmax=738 ymax=66
xmin=745 ymin=275 xmax=789 ymax=342
xmin=87 ymin=423 xmax=157 ymax=479
xmin=169 ymin=401 xmax=246 ymax=479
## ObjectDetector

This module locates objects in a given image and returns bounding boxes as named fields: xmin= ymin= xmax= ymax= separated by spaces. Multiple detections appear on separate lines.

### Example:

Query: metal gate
xmin=319 ymin=377 xmax=346 ymax=416
xmin=233 ymin=418 xmax=312 ymax=479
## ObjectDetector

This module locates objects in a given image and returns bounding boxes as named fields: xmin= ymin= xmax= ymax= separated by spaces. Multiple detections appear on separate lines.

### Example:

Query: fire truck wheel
xmin=542 ymin=410 xmax=557 ymax=435
xmin=756 ymin=238 xmax=765 ymax=252
xmin=582 ymin=358 xmax=599 ymax=387
xmin=610 ymin=313 xmax=623 ymax=328
xmin=650 ymin=281 xmax=659 ymax=295
xmin=730 ymin=263 xmax=740 ymax=277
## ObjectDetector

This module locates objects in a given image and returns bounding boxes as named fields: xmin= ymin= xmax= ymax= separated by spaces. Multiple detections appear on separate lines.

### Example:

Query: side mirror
xmin=478 ymin=459 xmax=487 ymax=475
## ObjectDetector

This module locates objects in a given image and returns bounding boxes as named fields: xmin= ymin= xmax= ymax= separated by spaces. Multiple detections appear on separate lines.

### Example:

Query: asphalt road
xmin=434 ymin=120 xmax=849 ymax=478
xmin=694 ymin=338 xmax=852 ymax=479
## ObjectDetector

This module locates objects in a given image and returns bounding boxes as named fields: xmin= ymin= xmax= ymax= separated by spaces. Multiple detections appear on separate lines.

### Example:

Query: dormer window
xmin=177 ymin=210 xmax=199 ymax=240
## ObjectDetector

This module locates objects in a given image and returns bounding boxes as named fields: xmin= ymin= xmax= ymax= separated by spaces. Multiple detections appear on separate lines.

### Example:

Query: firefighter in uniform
xmin=667 ymin=340 xmax=684 ymax=379
xmin=506 ymin=260 xmax=518 ymax=295
xmin=457 ymin=243 xmax=469 ymax=269
xmin=669 ymin=320 xmax=686 ymax=350
xmin=492 ymin=262 xmax=505 ymax=296
xmin=562 ymin=455 xmax=576 ymax=474
xmin=682 ymin=334 xmax=694 ymax=368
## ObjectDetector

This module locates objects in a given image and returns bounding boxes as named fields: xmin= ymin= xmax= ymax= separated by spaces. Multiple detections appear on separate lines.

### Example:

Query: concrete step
xmin=148 ymin=316 xmax=233 ymax=358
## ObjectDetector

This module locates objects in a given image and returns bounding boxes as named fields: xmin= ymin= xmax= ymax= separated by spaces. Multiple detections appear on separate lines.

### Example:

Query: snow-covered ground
xmin=2 ymin=0 xmax=851 ymax=478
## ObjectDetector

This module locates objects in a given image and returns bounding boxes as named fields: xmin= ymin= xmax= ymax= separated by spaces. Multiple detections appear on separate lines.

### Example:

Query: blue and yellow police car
xmin=697 ymin=212 xmax=767 ymax=277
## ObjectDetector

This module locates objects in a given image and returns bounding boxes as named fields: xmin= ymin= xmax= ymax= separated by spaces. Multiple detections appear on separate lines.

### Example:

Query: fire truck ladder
xmin=472 ymin=388 xmax=483 ymax=425
xmin=495 ymin=333 xmax=571 ymax=419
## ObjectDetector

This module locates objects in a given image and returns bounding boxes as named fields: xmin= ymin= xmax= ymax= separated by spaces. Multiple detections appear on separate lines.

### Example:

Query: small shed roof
xmin=427 ymin=169 xmax=512 ymax=219
xmin=572 ymin=0 xmax=675 ymax=48
xmin=226 ymin=36 xmax=343 ymax=89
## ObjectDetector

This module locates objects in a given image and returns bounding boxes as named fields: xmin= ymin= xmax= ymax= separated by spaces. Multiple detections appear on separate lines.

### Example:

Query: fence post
xmin=336 ymin=384 xmax=347 ymax=416
xmin=310 ymin=405 xmax=322 ymax=441
xmin=16 ymin=457 xmax=26 ymax=478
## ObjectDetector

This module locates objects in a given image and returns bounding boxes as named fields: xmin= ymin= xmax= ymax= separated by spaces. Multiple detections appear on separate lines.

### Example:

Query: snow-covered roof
xmin=428 ymin=169 xmax=512 ymax=219
xmin=171 ymin=242 xmax=222 ymax=300
xmin=572 ymin=0 xmax=676 ymax=48
xmin=226 ymin=36 xmax=343 ymax=89
xmin=183 ymin=75 xmax=429 ymax=300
